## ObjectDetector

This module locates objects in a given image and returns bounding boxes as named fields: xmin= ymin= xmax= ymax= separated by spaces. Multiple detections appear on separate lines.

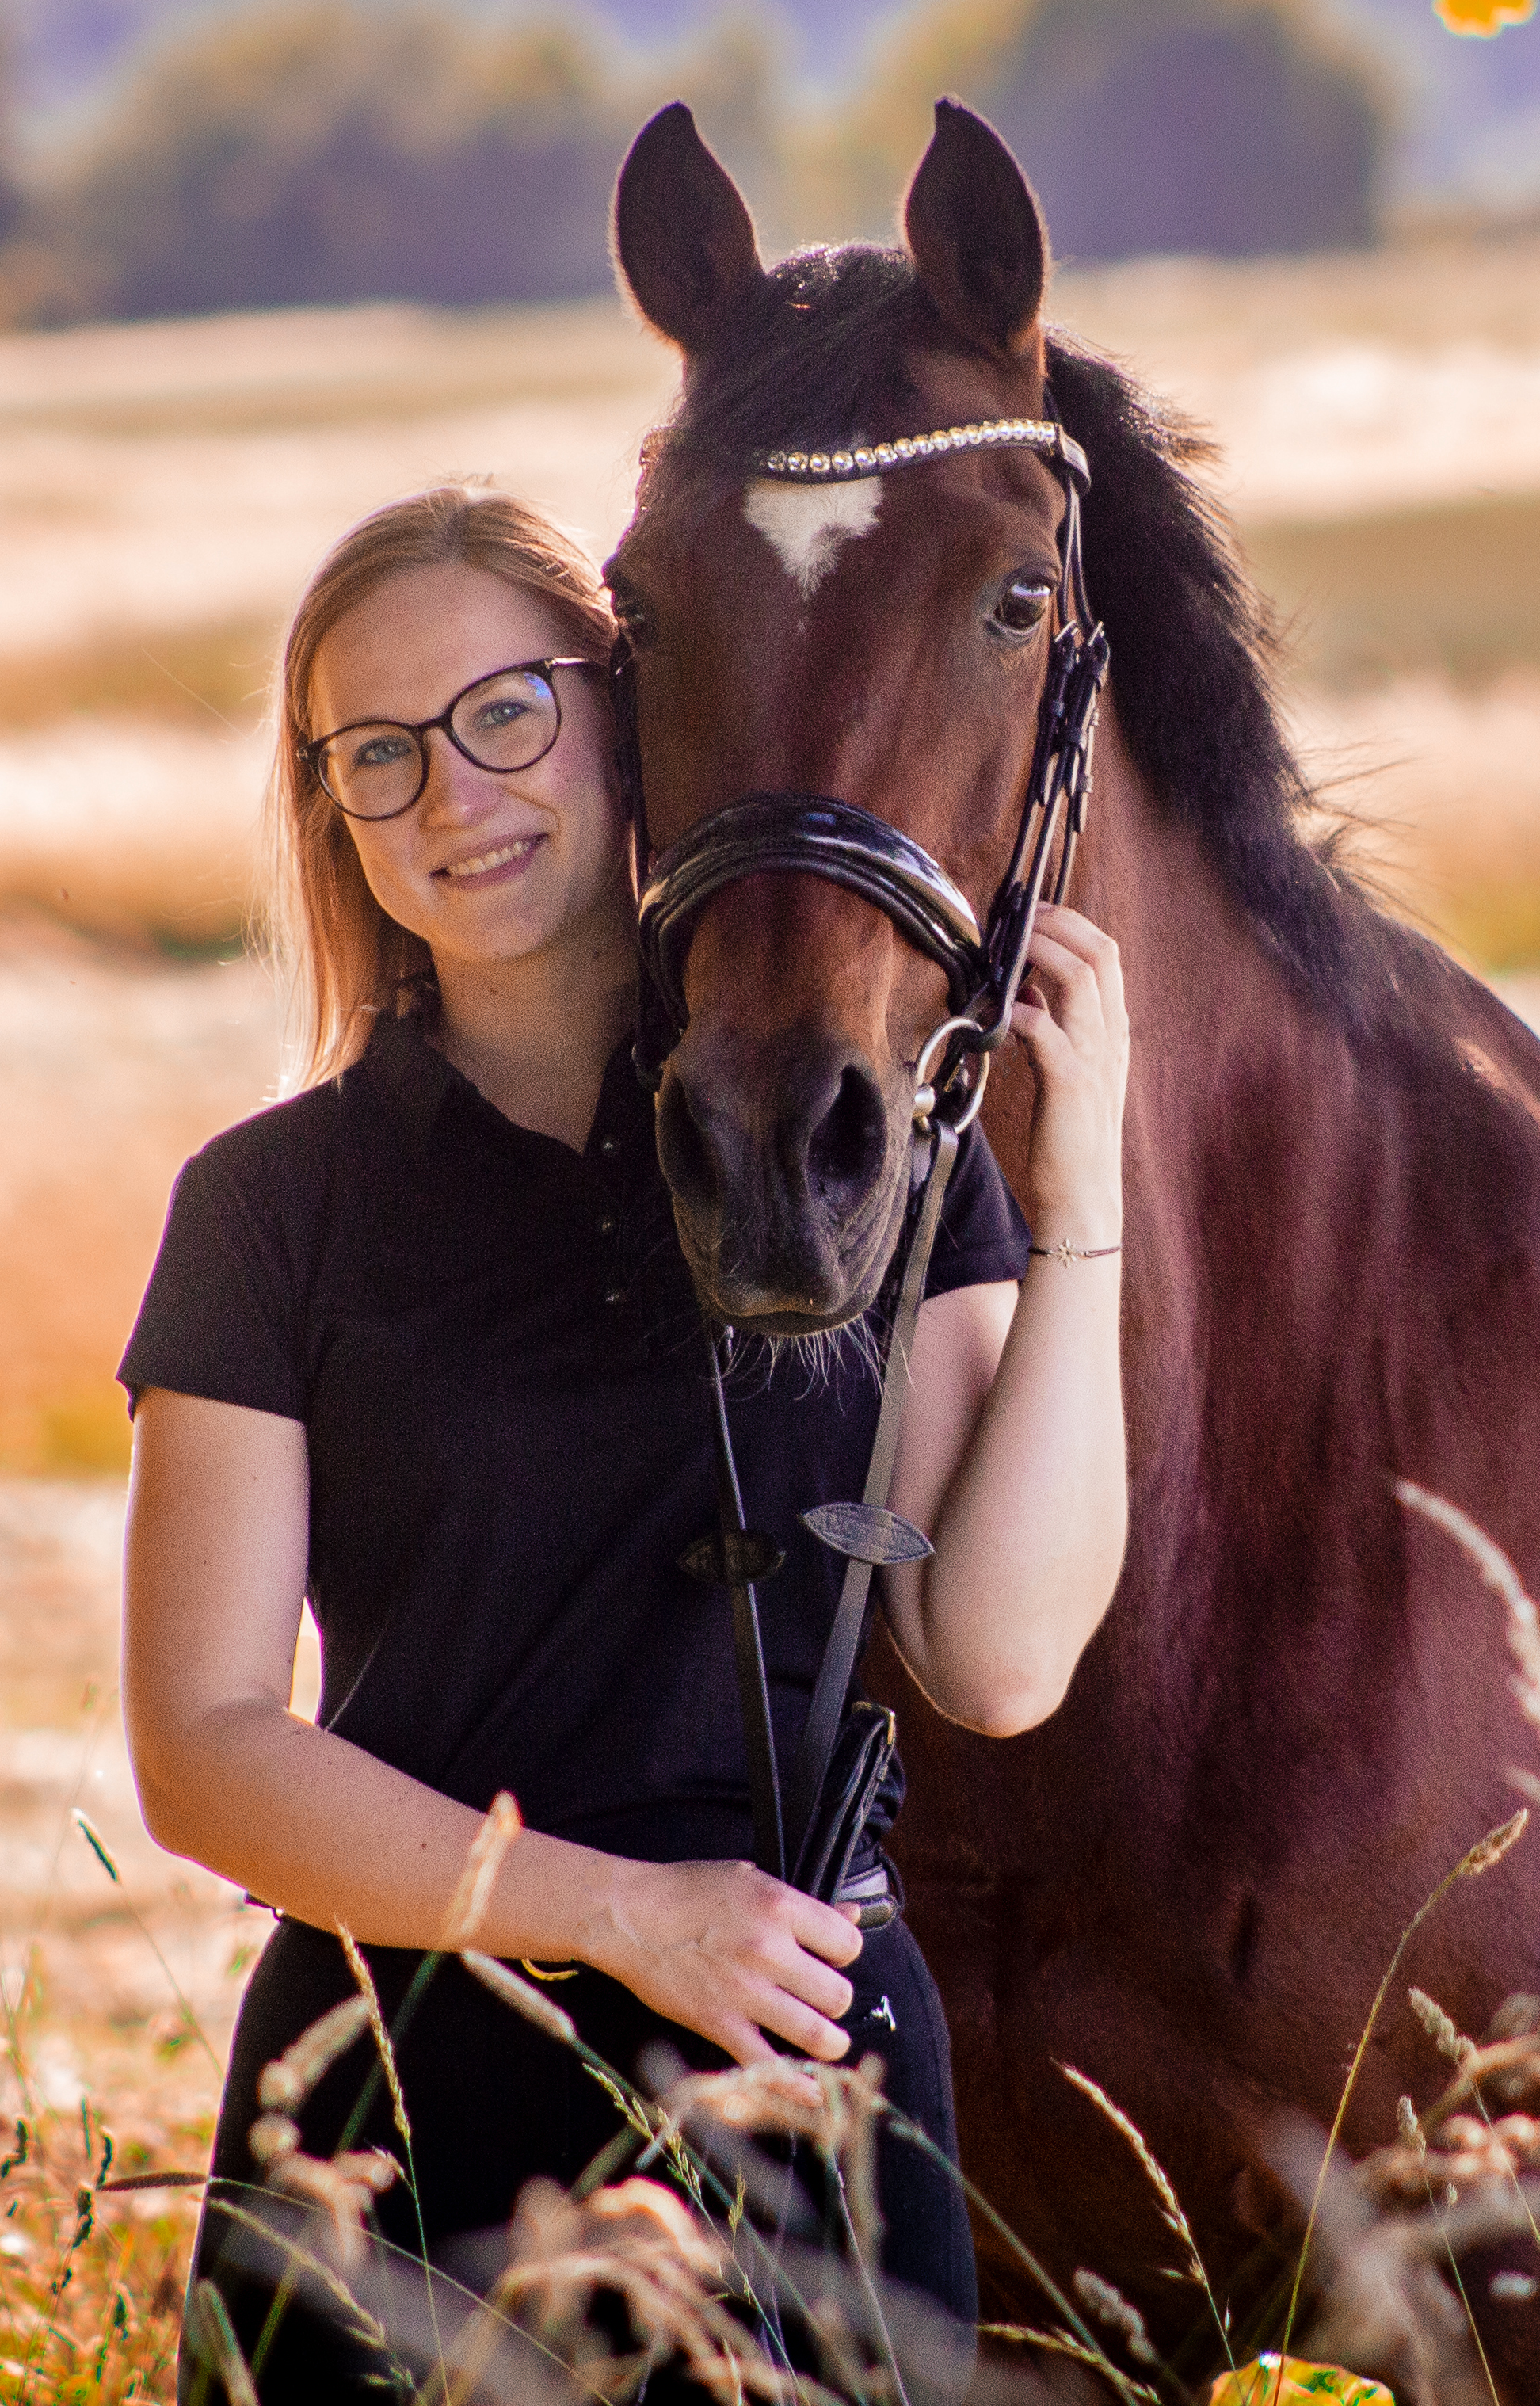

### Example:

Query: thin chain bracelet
xmin=1028 ymin=1240 xmax=1123 ymax=1267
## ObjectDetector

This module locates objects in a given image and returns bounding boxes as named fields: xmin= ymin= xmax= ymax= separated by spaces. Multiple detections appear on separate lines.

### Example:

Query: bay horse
xmin=606 ymin=99 xmax=1540 ymax=2389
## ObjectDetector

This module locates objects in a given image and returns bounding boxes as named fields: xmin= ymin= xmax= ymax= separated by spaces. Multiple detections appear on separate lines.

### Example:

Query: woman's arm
xmin=882 ymin=903 xmax=1129 ymax=1737
xmin=124 ymin=1389 xmax=860 ymax=2065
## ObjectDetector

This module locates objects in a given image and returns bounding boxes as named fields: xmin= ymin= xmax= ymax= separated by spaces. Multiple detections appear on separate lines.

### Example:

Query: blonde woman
xmin=120 ymin=486 xmax=1128 ymax=2396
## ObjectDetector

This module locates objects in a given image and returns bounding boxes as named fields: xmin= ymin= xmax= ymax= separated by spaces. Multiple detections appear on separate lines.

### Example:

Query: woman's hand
xmin=580 ymin=1856 xmax=863 ymax=2067
xmin=1008 ymin=901 xmax=1129 ymax=1247
xmin=882 ymin=899 xmax=1130 ymax=1735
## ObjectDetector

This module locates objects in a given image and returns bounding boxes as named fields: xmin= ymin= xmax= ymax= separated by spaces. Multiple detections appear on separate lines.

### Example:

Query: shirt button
xmin=598 ymin=1135 xmax=620 ymax=1157
xmin=597 ymin=1214 xmax=618 ymax=1237
xmin=604 ymin=1287 xmax=627 ymax=1308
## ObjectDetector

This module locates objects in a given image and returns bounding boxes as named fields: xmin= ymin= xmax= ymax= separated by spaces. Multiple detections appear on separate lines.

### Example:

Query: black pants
xmin=180 ymin=1914 xmax=977 ymax=2400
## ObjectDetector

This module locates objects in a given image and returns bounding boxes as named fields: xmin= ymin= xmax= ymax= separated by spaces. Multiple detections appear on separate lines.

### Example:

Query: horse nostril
xmin=806 ymin=1065 xmax=887 ymax=1207
xmin=656 ymin=1077 xmax=720 ymax=1220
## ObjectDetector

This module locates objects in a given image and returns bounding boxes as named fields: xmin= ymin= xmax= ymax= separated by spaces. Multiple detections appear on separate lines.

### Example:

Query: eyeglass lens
xmin=315 ymin=666 xmax=560 ymax=819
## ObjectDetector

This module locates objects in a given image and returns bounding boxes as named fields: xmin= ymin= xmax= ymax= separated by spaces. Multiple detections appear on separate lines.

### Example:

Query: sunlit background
xmin=2 ymin=0 xmax=1539 ymax=2317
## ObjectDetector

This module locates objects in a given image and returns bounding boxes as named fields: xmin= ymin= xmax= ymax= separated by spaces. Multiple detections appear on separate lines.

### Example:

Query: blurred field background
xmin=2 ymin=0 xmax=1540 ymax=2393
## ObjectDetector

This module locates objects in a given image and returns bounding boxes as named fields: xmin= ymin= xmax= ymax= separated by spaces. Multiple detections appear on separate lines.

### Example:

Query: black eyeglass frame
xmin=299 ymin=657 xmax=600 ymax=822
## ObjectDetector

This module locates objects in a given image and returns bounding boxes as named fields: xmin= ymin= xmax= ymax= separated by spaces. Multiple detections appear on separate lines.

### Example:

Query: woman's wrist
xmin=563 ymin=1844 xmax=658 ymax=1983
xmin=480 ymin=1828 xmax=634 ymax=1973
xmin=1024 ymin=1194 xmax=1123 ymax=1256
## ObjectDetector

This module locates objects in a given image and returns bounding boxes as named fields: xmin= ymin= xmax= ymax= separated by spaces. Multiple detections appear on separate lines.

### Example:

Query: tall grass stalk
xmin=72 ymin=1808 xmax=223 ymax=2072
xmin=979 ymin=2321 xmax=1162 ymax=2401
xmin=1396 ymin=1479 xmax=1540 ymax=1728
xmin=1426 ymin=2182 xmax=1503 ymax=2406
xmin=1059 ymin=2061 xmax=1235 ymax=2370
xmin=337 ymin=1921 xmax=448 ymax=2394
xmin=1412 ymin=1990 xmax=1540 ymax=2267
xmin=877 ymin=2101 xmax=1148 ymax=2404
xmin=1276 ymin=1804 xmax=1530 ymax=2377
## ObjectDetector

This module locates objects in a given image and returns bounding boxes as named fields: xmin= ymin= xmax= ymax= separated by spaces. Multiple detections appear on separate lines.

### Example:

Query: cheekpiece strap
xmin=753 ymin=418 xmax=1091 ymax=492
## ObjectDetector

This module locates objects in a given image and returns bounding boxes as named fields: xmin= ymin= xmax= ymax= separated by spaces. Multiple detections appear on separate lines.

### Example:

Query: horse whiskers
xmin=744 ymin=1314 xmax=886 ymax=1401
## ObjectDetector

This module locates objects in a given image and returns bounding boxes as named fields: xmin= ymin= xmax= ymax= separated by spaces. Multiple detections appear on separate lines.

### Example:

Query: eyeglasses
xmin=300 ymin=658 xmax=598 ymax=822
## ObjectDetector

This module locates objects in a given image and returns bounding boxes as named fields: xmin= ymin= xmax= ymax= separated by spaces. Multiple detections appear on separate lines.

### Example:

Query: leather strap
xmin=706 ymin=1335 xmax=786 ymax=1879
xmin=705 ymin=1119 xmax=961 ymax=1890
xmin=786 ymin=1121 xmax=959 ymax=1876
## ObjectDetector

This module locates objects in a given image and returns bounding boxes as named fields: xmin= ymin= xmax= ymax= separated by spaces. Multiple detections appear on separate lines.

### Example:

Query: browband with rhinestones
xmin=753 ymin=418 xmax=1090 ymax=491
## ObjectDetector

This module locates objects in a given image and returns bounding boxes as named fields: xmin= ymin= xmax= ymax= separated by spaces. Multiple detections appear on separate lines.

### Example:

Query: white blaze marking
xmin=742 ymin=475 xmax=882 ymax=599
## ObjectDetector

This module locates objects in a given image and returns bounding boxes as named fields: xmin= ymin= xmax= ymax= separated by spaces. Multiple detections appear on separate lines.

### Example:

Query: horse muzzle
xmin=655 ymin=1024 xmax=915 ymax=1332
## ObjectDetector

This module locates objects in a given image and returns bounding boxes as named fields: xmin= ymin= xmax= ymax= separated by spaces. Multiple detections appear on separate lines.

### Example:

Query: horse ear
xmin=613 ymin=102 xmax=765 ymax=356
xmin=904 ymin=98 xmax=1048 ymax=360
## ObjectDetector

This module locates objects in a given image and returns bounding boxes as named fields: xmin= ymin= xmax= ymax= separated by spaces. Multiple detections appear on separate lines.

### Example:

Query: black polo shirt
xmin=120 ymin=1011 xmax=1031 ymax=1867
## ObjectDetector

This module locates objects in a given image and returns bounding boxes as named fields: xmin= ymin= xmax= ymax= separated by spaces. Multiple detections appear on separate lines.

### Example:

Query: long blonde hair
xmin=265 ymin=485 xmax=616 ymax=1086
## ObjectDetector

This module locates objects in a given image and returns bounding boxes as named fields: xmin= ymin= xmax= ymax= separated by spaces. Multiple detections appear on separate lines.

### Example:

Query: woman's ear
xmin=612 ymin=102 xmax=765 ymax=357
xmin=904 ymin=98 xmax=1049 ymax=362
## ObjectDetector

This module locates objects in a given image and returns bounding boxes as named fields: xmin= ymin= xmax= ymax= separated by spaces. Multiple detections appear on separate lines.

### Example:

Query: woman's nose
xmin=417 ymin=731 xmax=505 ymax=826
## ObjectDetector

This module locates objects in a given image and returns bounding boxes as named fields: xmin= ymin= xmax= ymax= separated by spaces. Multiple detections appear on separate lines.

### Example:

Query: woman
xmin=120 ymin=486 xmax=1128 ymax=2396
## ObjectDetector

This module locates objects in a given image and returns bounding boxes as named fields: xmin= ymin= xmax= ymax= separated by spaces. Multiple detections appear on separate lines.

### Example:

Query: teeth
xmin=443 ymin=839 xmax=536 ymax=879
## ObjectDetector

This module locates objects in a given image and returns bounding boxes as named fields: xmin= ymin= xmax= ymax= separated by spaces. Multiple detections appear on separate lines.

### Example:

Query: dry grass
xmin=0 ymin=920 xmax=280 ymax=1472
xmin=0 ymin=303 xmax=675 ymax=667
xmin=0 ymin=620 xmax=280 ymax=737
xmin=0 ymin=724 xmax=267 ymax=953
xmin=1050 ymin=231 xmax=1540 ymax=524
xmin=1247 ymin=496 xmax=1540 ymax=694
xmin=0 ymin=1482 xmax=320 ymax=2398
xmin=6 ymin=1480 xmax=1540 ymax=2401
xmin=6 ymin=237 xmax=1540 ymax=2398
xmin=1290 ymin=675 xmax=1540 ymax=970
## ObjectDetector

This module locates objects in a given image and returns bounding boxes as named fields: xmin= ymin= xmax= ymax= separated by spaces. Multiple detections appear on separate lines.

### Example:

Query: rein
xmin=613 ymin=405 xmax=1110 ymax=1908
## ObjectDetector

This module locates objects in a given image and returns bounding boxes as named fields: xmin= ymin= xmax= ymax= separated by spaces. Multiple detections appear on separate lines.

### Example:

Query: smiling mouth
xmin=437 ymin=837 xmax=544 ymax=881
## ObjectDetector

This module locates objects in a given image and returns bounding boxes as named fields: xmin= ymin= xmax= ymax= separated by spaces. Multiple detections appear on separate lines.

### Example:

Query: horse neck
xmin=1067 ymin=690 xmax=1312 ymax=1194
xmin=1022 ymin=693 xmax=1345 ymax=1457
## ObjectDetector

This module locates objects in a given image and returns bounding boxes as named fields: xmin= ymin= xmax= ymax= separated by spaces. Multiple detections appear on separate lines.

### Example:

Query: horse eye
xmin=609 ymin=581 xmax=648 ymax=639
xmin=993 ymin=578 xmax=1053 ymax=636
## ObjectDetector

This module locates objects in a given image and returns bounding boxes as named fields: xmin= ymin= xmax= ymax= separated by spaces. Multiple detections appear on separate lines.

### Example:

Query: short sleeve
xmin=921 ymin=1119 xmax=1033 ymax=1298
xmin=117 ymin=1146 xmax=309 ymax=1421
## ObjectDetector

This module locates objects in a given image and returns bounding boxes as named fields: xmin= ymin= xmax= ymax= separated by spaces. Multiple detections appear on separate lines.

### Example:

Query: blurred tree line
xmin=814 ymin=0 xmax=1392 ymax=258
xmin=0 ymin=0 xmax=1390 ymax=328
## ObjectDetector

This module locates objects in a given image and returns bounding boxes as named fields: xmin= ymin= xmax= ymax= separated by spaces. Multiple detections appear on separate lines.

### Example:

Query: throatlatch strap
xmin=784 ymin=1120 xmax=959 ymax=1874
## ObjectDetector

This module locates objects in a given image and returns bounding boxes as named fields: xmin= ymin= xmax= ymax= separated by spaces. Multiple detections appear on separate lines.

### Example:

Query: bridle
xmin=614 ymin=405 xmax=1110 ymax=1132
xmin=609 ymin=404 xmax=1111 ymax=1897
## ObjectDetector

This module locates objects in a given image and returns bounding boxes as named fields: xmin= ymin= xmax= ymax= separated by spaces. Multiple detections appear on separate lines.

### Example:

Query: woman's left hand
xmin=1007 ymin=902 xmax=1129 ymax=1247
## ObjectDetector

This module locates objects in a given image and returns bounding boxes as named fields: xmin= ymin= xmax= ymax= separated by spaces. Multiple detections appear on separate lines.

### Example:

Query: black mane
xmin=650 ymin=243 xmax=1408 ymax=1029
xmin=1043 ymin=334 xmax=1390 ymax=1018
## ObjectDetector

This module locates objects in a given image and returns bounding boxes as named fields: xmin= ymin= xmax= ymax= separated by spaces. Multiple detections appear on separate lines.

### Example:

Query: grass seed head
xmin=254 ymin=1993 xmax=370 ymax=2114
xmin=247 ymin=2110 xmax=300 ymax=2168
xmin=461 ymin=1949 xmax=578 ymax=2046
xmin=1072 ymin=2270 xmax=1160 ymax=2365
xmin=265 ymin=2151 xmax=375 ymax=2268
xmin=441 ymin=1790 xmax=523 ymax=1950
xmin=336 ymin=1924 xmax=412 ymax=2150
xmin=1408 ymin=1987 xmax=1477 ymax=2065
xmin=185 ymin=2276 xmax=259 ymax=2406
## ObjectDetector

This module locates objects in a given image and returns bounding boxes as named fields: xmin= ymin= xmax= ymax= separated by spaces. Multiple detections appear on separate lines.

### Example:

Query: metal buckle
xmin=912 ymin=1012 xmax=989 ymax=1134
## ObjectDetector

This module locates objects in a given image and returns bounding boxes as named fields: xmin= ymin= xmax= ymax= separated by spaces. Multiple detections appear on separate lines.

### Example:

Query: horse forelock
xmin=636 ymin=245 xmax=924 ymax=506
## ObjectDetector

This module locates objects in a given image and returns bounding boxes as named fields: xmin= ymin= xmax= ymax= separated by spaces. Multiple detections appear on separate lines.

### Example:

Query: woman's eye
xmin=475 ymin=699 xmax=528 ymax=730
xmin=993 ymin=578 xmax=1053 ymax=636
xmin=353 ymin=733 xmax=414 ymax=769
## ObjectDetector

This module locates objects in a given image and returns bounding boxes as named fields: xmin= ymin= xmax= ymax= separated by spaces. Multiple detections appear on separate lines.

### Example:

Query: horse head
xmin=608 ymin=100 xmax=1075 ymax=1333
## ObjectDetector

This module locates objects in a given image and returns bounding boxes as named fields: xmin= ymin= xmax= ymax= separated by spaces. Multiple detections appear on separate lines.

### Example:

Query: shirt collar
xmin=359 ymin=1009 xmax=456 ymax=1152
xmin=360 ymin=1006 xmax=650 ymax=1160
